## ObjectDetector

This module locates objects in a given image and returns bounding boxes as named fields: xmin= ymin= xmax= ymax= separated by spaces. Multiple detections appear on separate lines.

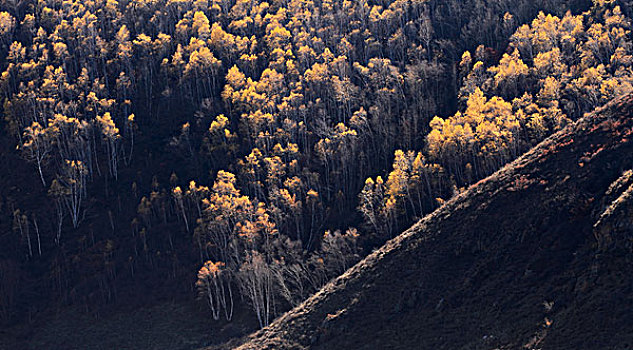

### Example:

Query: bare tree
xmin=238 ymin=251 xmax=275 ymax=328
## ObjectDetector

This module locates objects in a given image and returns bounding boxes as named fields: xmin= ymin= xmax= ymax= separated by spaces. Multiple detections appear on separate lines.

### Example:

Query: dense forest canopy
xmin=0 ymin=0 xmax=631 ymax=330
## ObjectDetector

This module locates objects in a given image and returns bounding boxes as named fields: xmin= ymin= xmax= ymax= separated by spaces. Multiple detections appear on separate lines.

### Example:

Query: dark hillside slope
xmin=233 ymin=94 xmax=633 ymax=349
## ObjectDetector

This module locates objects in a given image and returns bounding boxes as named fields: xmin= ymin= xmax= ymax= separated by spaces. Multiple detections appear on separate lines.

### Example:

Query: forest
xmin=0 ymin=0 xmax=631 ymax=340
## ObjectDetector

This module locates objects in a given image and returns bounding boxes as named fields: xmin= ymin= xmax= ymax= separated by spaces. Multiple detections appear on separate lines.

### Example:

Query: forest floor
xmin=0 ymin=299 xmax=257 ymax=350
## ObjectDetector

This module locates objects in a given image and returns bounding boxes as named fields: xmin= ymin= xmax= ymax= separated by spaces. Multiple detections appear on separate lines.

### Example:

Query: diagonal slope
xmin=233 ymin=94 xmax=633 ymax=350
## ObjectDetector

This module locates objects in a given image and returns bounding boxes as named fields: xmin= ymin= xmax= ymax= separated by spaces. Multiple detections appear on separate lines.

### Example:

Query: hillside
xmin=232 ymin=94 xmax=633 ymax=349
xmin=1 ymin=0 xmax=602 ymax=331
xmin=3 ymin=0 xmax=633 ymax=347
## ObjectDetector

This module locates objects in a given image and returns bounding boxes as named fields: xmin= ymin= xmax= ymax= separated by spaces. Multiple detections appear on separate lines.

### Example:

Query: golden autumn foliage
xmin=438 ymin=3 xmax=632 ymax=184
xmin=0 ymin=0 xmax=629 ymax=333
